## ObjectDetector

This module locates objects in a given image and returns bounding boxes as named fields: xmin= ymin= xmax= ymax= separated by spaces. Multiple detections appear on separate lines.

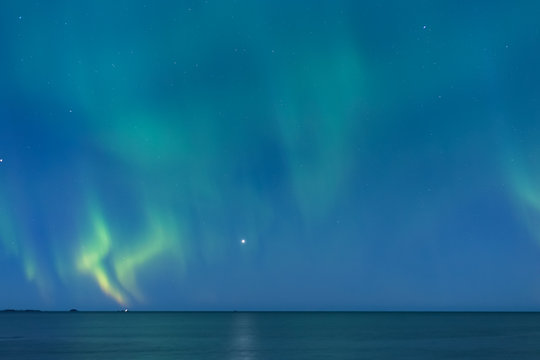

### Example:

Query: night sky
xmin=2 ymin=1 xmax=540 ymax=311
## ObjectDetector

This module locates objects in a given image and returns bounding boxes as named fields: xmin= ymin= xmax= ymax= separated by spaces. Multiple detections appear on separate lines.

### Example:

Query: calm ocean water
xmin=1 ymin=312 xmax=540 ymax=359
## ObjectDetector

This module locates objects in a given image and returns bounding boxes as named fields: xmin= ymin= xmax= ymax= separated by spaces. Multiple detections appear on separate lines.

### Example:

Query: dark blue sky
xmin=1 ymin=0 xmax=540 ymax=310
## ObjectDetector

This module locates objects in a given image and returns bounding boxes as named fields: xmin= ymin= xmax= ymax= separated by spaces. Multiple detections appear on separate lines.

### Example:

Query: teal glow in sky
xmin=2 ymin=1 xmax=540 ymax=310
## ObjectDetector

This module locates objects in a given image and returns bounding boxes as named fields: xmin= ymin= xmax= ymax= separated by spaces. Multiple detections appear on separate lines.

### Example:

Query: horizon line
xmin=3 ymin=309 xmax=540 ymax=313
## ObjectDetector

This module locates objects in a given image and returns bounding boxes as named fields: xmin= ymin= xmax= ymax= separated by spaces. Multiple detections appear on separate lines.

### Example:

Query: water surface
xmin=1 ymin=312 xmax=539 ymax=359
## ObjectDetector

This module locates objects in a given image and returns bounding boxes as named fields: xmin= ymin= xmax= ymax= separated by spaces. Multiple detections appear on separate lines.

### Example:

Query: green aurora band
xmin=0 ymin=3 xmax=367 ymax=305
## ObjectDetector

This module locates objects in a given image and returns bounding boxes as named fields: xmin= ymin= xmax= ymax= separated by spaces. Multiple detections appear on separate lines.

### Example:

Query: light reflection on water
xmin=229 ymin=313 xmax=257 ymax=360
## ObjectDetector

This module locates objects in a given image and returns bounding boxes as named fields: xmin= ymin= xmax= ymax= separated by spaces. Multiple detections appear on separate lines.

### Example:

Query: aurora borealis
xmin=2 ymin=1 xmax=540 ymax=310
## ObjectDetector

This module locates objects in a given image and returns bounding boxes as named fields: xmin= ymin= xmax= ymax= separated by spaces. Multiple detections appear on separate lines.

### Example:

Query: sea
xmin=1 ymin=312 xmax=540 ymax=359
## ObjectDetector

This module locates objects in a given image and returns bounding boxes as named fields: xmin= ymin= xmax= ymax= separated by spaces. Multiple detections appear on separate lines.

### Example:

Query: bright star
xmin=241 ymin=239 xmax=246 ymax=244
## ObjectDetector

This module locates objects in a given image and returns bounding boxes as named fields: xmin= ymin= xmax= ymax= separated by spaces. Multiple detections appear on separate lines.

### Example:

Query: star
xmin=241 ymin=239 xmax=246 ymax=244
